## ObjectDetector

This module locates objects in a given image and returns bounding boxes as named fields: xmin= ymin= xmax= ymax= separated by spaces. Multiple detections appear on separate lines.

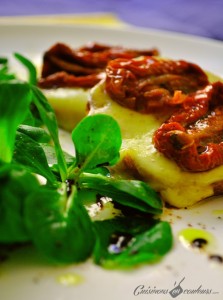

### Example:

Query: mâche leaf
xmin=13 ymin=131 xmax=57 ymax=185
xmin=41 ymin=143 xmax=75 ymax=174
xmin=25 ymin=184 xmax=95 ymax=263
xmin=71 ymin=114 xmax=122 ymax=172
xmin=0 ymin=53 xmax=173 ymax=269
xmin=14 ymin=52 xmax=37 ymax=85
xmin=93 ymin=218 xmax=172 ymax=269
xmin=17 ymin=124 xmax=51 ymax=143
xmin=0 ymin=81 xmax=32 ymax=163
xmin=79 ymin=172 xmax=163 ymax=214
xmin=31 ymin=86 xmax=67 ymax=182
xmin=0 ymin=57 xmax=16 ymax=81
xmin=0 ymin=163 xmax=39 ymax=243
xmin=0 ymin=58 xmax=8 ymax=64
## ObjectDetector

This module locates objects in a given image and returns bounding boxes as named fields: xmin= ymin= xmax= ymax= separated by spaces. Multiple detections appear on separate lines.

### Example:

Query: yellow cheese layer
xmin=42 ymin=87 xmax=89 ymax=131
xmin=88 ymin=79 xmax=223 ymax=208
xmin=40 ymin=69 xmax=223 ymax=208
xmin=41 ymin=69 xmax=221 ymax=133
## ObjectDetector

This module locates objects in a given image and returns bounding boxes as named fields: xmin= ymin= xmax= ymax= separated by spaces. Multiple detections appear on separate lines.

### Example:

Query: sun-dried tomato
xmin=105 ymin=56 xmax=208 ymax=114
xmin=154 ymin=82 xmax=223 ymax=172
xmin=38 ymin=42 xmax=159 ymax=89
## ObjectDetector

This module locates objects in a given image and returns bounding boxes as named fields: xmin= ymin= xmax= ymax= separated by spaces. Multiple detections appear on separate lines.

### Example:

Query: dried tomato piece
xmin=154 ymin=82 xmax=223 ymax=172
xmin=38 ymin=71 xmax=105 ymax=89
xmin=105 ymin=57 xmax=209 ymax=114
xmin=38 ymin=42 xmax=159 ymax=89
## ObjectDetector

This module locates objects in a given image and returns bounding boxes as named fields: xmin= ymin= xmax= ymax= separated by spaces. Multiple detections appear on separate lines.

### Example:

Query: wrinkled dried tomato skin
xmin=154 ymin=82 xmax=223 ymax=172
xmin=105 ymin=56 xmax=223 ymax=172
xmin=38 ymin=42 xmax=159 ymax=89
xmin=105 ymin=57 xmax=208 ymax=114
xmin=38 ymin=42 xmax=223 ymax=173
xmin=38 ymin=71 xmax=105 ymax=89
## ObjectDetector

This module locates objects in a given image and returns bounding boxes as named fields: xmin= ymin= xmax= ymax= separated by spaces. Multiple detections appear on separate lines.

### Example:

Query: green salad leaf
xmin=13 ymin=131 xmax=57 ymax=185
xmin=0 ymin=163 xmax=39 ymax=243
xmin=71 ymin=114 xmax=122 ymax=172
xmin=14 ymin=52 xmax=37 ymax=85
xmin=25 ymin=184 xmax=95 ymax=263
xmin=94 ymin=219 xmax=172 ymax=269
xmin=0 ymin=81 xmax=32 ymax=163
xmin=79 ymin=172 xmax=162 ymax=214
xmin=0 ymin=53 xmax=173 ymax=269
xmin=17 ymin=124 xmax=51 ymax=143
xmin=0 ymin=58 xmax=16 ymax=81
xmin=31 ymin=86 xmax=68 ymax=182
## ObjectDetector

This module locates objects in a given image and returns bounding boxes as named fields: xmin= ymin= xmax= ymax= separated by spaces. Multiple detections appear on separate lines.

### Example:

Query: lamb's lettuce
xmin=94 ymin=218 xmax=172 ymax=268
xmin=0 ymin=54 xmax=172 ymax=268
xmin=14 ymin=53 xmax=37 ymax=85
xmin=25 ymin=184 xmax=95 ymax=263
xmin=0 ymin=162 xmax=39 ymax=243
xmin=71 ymin=114 xmax=122 ymax=173
xmin=0 ymin=81 xmax=32 ymax=163
xmin=13 ymin=131 xmax=57 ymax=185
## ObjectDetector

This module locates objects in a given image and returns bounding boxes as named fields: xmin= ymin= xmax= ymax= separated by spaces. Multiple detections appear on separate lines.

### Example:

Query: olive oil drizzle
xmin=178 ymin=228 xmax=223 ymax=265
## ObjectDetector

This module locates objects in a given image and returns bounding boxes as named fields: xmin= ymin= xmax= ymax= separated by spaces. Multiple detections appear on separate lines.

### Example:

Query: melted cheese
xmin=88 ymin=78 xmax=223 ymax=208
xmin=42 ymin=87 xmax=89 ymax=131
xmin=41 ymin=69 xmax=223 ymax=208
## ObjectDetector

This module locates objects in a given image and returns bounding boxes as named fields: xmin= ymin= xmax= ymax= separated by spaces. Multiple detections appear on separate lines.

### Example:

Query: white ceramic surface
xmin=0 ymin=24 xmax=223 ymax=300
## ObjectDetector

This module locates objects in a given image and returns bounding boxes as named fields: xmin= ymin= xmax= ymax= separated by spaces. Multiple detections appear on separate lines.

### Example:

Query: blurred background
xmin=0 ymin=0 xmax=223 ymax=40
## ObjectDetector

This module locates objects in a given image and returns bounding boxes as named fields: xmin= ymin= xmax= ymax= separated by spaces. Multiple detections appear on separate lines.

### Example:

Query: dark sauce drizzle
xmin=191 ymin=238 xmax=208 ymax=249
xmin=209 ymin=255 xmax=223 ymax=264
xmin=191 ymin=238 xmax=223 ymax=265
xmin=66 ymin=179 xmax=75 ymax=196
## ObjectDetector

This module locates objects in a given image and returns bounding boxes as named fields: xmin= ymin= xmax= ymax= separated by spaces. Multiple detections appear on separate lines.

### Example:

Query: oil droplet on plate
xmin=212 ymin=209 xmax=223 ymax=215
xmin=56 ymin=273 xmax=84 ymax=286
xmin=178 ymin=228 xmax=215 ymax=251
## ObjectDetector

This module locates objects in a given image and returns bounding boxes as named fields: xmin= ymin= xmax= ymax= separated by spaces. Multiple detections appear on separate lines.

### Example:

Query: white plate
xmin=0 ymin=24 xmax=223 ymax=300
